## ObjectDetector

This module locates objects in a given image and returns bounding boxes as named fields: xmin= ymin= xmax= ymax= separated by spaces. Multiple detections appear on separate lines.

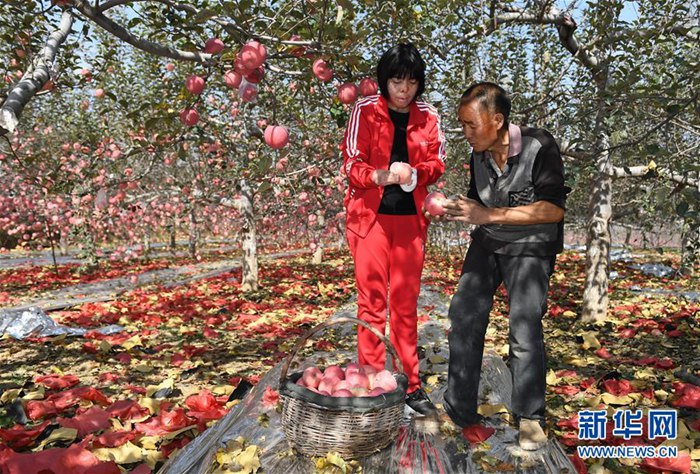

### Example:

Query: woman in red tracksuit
xmin=341 ymin=43 xmax=445 ymax=415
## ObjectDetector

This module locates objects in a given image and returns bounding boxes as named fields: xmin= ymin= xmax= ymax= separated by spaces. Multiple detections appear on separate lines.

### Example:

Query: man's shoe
xmin=405 ymin=388 xmax=437 ymax=415
xmin=518 ymin=419 xmax=548 ymax=451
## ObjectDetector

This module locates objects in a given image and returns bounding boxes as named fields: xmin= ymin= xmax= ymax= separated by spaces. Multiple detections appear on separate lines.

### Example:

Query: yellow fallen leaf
xmin=584 ymin=395 xmax=602 ymax=408
xmin=122 ymin=335 xmax=143 ymax=350
xmin=546 ymin=370 xmax=561 ymax=385
xmin=231 ymin=445 xmax=261 ymax=474
xmin=139 ymin=397 xmax=161 ymax=414
xmin=634 ymin=369 xmax=658 ymax=381
xmin=654 ymin=389 xmax=669 ymax=402
xmin=562 ymin=310 xmax=577 ymax=318
xmin=690 ymin=448 xmax=700 ymax=460
xmin=601 ymin=393 xmax=633 ymax=405
xmin=37 ymin=427 xmax=77 ymax=449
xmin=93 ymin=441 xmax=144 ymax=464
xmin=478 ymin=403 xmax=509 ymax=417
xmin=213 ymin=384 xmax=235 ymax=396
xmin=564 ymin=356 xmax=589 ymax=368
xmin=428 ymin=355 xmax=447 ymax=364
xmin=581 ymin=331 xmax=601 ymax=350
xmin=1 ymin=389 xmax=21 ymax=403
xmin=22 ymin=387 xmax=46 ymax=400
xmin=162 ymin=424 xmax=197 ymax=441
xmin=138 ymin=436 xmax=159 ymax=450
xmin=99 ymin=340 xmax=112 ymax=353
xmin=133 ymin=363 xmax=153 ymax=373
xmin=426 ymin=375 xmax=440 ymax=387
xmin=146 ymin=378 xmax=174 ymax=397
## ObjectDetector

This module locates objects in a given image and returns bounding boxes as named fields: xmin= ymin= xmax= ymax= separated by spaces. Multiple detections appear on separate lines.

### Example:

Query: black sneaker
xmin=406 ymin=388 xmax=437 ymax=415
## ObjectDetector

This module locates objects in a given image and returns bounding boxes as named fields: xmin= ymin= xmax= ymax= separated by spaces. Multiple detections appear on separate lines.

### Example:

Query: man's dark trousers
xmin=444 ymin=239 xmax=555 ymax=427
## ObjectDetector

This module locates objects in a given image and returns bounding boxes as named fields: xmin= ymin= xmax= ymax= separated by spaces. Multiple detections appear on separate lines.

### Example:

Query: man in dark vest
xmin=426 ymin=82 xmax=570 ymax=450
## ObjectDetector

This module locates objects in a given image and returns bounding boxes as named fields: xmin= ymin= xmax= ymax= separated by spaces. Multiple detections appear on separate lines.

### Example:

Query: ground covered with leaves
xmin=0 ymin=247 xmax=698 ymax=473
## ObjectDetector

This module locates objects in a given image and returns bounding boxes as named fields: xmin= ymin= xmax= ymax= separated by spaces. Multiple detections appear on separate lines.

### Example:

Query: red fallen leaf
xmin=670 ymin=382 xmax=700 ymax=409
xmin=580 ymin=377 xmax=597 ymax=389
xmin=569 ymin=452 xmax=588 ymax=474
xmin=314 ymin=340 xmax=334 ymax=351
xmin=47 ymin=386 xmax=111 ymax=410
xmin=633 ymin=356 xmax=660 ymax=366
xmin=553 ymin=385 xmax=581 ymax=396
xmin=82 ymin=342 xmax=99 ymax=354
xmin=171 ymin=353 xmax=186 ymax=366
xmin=618 ymin=328 xmax=637 ymax=338
xmin=35 ymin=374 xmax=81 ymax=390
xmin=83 ymin=461 xmax=122 ymax=474
xmin=2 ymin=444 xmax=101 ymax=474
xmin=202 ymin=326 xmax=219 ymax=338
xmin=25 ymin=400 xmax=60 ymax=420
xmin=595 ymin=347 xmax=613 ymax=359
xmin=601 ymin=379 xmax=634 ymax=396
xmin=262 ymin=387 xmax=280 ymax=408
xmin=113 ymin=353 xmax=131 ymax=365
xmin=461 ymin=424 xmax=495 ymax=444
xmin=689 ymin=419 xmax=700 ymax=432
xmin=106 ymin=400 xmax=149 ymax=421
xmin=161 ymin=436 xmax=191 ymax=457
xmin=0 ymin=421 xmax=50 ymax=448
xmin=57 ymin=407 xmax=111 ymax=437
xmin=125 ymin=385 xmax=147 ymax=395
xmin=98 ymin=373 xmax=120 ymax=384
xmin=135 ymin=407 xmax=195 ymax=436
xmin=92 ymin=430 xmax=135 ymax=448
xmin=655 ymin=358 xmax=674 ymax=369
xmin=640 ymin=451 xmax=691 ymax=473
xmin=667 ymin=330 xmax=683 ymax=337
xmin=556 ymin=370 xmax=578 ymax=378
xmin=556 ymin=416 xmax=578 ymax=430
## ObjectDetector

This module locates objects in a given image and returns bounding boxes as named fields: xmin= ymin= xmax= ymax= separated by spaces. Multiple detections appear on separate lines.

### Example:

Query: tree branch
xmin=0 ymin=11 xmax=74 ymax=136
xmin=72 ymin=0 xmax=214 ymax=63
xmin=458 ymin=7 xmax=601 ymax=71
xmin=611 ymin=164 xmax=699 ymax=187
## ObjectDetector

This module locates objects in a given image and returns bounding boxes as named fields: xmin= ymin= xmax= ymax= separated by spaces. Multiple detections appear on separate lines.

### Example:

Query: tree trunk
xmin=143 ymin=232 xmax=151 ymax=258
xmin=84 ymin=228 xmax=99 ymax=268
xmin=680 ymin=219 xmax=699 ymax=276
xmin=312 ymin=246 xmax=323 ymax=264
xmin=168 ymin=223 xmax=176 ymax=253
xmin=581 ymin=79 xmax=613 ymax=323
xmin=188 ymin=206 xmax=198 ymax=259
xmin=239 ymin=179 xmax=258 ymax=292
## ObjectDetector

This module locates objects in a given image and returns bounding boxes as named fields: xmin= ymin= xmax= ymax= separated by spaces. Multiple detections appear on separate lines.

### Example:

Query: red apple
xmin=312 ymin=59 xmax=333 ymax=82
xmin=323 ymin=365 xmax=345 ymax=380
xmin=359 ymin=77 xmax=378 ymax=96
xmin=224 ymin=70 xmax=242 ymax=89
xmin=390 ymin=162 xmax=413 ymax=184
xmin=203 ymin=38 xmax=225 ymax=54
xmin=239 ymin=41 xmax=267 ymax=70
xmin=239 ymin=82 xmax=258 ymax=102
xmin=179 ymin=108 xmax=199 ymax=126
xmin=424 ymin=191 xmax=447 ymax=216
xmin=334 ymin=380 xmax=351 ymax=392
xmin=185 ymin=75 xmax=205 ymax=95
xmin=371 ymin=370 xmax=398 ymax=391
xmin=94 ymin=88 xmax=105 ymax=98
xmin=288 ymin=35 xmax=306 ymax=57
xmin=337 ymin=82 xmax=359 ymax=104
xmin=346 ymin=372 xmax=370 ymax=390
xmin=367 ymin=387 xmax=386 ymax=397
xmin=165 ymin=63 xmax=175 ymax=72
xmin=333 ymin=389 xmax=353 ymax=397
xmin=245 ymin=66 xmax=265 ymax=84
xmin=301 ymin=367 xmax=323 ymax=389
xmin=264 ymin=125 xmax=289 ymax=149
xmin=318 ymin=376 xmax=339 ymax=394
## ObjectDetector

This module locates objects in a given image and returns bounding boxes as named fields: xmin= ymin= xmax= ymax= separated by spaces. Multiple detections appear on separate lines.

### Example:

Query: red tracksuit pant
xmin=346 ymin=213 xmax=425 ymax=392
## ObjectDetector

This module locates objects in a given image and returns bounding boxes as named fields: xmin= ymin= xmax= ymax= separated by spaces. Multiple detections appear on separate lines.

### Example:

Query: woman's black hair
xmin=376 ymin=43 xmax=426 ymax=99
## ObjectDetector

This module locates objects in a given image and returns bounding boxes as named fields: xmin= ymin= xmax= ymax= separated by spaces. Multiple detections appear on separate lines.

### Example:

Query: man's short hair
xmin=460 ymin=82 xmax=511 ymax=127
xmin=376 ymin=43 xmax=426 ymax=99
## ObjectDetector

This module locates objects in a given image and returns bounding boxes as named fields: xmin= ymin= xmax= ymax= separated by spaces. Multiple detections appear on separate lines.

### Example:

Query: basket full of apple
xmin=278 ymin=317 xmax=408 ymax=459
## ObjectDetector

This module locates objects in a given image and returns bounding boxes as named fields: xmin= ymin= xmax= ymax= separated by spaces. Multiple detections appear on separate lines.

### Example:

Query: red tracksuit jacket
xmin=341 ymin=94 xmax=446 ymax=238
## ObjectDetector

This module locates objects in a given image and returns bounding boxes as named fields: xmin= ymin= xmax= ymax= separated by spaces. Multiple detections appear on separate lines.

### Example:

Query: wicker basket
xmin=278 ymin=317 xmax=408 ymax=459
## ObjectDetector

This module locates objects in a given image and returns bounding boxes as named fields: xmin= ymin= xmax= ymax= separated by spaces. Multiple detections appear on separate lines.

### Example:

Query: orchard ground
xmin=0 ymin=244 xmax=697 ymax=473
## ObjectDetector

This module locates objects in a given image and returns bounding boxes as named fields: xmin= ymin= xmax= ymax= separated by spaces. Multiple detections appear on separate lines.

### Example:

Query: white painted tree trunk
xmin=239 ymin=180 xmax=258 ymax=292
xmin=581 ymin=79 xmax=613 ymax=323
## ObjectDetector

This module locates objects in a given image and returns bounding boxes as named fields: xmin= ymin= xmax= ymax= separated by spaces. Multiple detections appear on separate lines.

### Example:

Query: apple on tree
xmin=359 ymin=77 xmax=378 ymax=96
xmin=312 ymin=59 xmax=333 ymax=82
